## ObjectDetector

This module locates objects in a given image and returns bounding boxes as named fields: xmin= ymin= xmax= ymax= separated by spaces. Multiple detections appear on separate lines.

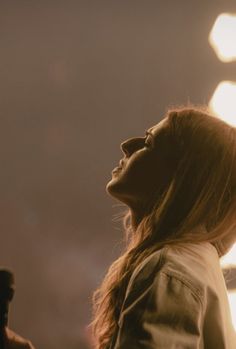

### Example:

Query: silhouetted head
xmin=106 ymin=116 xmax=174 ymax=212
xmin=0 ymin=269 xmax=14 ymax=302
xmin=107 ymin=107 xmax=236 ymax=256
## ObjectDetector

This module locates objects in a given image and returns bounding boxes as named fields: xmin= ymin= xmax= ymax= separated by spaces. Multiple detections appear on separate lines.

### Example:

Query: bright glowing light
xmin=209 ymin=81 xmax=236 ymax=126
xmin=227 ymin=291 xmax=236 ymax=331
xmin=220 ymin=243 xmax=236 ymax=268
xmin=209 ymin=13 xmax=236 ymax=62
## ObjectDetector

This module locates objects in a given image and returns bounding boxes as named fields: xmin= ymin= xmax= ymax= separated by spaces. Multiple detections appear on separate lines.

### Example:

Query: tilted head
xmin=107 ymin=107 xmax=236 ymax=256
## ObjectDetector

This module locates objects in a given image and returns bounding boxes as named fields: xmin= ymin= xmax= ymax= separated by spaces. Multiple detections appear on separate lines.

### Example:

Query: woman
xmin=89 ymin=107 xmax=236 ymax=348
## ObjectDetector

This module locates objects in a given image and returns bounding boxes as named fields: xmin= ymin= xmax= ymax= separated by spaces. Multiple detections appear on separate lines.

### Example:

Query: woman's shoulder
xmin=118 ymin=244 xmax=204 ymax=329
xmin=125 ymin=246 xmax=167 ymax=297
xmin=162 ymin=241 xmax=221 ymax=293
xmin=125 ymin=241 xmax=221 ymax=306
xmin=129 ymin=241 xmax=218 ymax=282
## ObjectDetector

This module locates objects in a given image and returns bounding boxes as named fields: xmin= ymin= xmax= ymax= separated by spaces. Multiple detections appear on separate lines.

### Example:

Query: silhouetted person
xmin=89 ymin=107 xmax=236 ymax=348
xmin=0 ymin=269 xmax=35 ymax=349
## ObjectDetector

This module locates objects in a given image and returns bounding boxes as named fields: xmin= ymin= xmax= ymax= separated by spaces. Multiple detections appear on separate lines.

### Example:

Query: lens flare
xmin=209 ymin=81 xmax=236 ymax=126
xmin=209 ymin=13 xmax=236 ymax=62
xmin=220 ymin=243 xmax=236 ymax=268
xmin=227 ymin=291 xmax=236 ymax=331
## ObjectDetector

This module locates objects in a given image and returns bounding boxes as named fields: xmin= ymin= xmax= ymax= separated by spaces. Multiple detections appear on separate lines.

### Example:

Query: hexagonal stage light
xmin=209 ymin=81 xmax=236 ymax=126
xmin=209 ymin=13 xmax=236 ymax=63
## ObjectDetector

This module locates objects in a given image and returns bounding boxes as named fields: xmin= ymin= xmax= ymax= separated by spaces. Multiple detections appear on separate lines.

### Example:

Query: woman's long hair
xmin=88 ymin=107 xmax=236 ymax=349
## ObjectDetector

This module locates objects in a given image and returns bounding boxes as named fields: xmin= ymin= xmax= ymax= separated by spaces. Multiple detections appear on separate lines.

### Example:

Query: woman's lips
xmin=112 ymin=166 xmax=122 ymax=174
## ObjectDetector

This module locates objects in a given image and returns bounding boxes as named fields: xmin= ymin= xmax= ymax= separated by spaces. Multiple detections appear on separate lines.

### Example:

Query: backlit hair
xmin=88 ymin=107 xmax=236 ymax=349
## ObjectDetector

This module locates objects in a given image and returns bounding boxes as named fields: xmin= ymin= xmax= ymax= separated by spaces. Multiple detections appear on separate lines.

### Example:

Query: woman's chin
xmin=106 ymin=177 xmax=119 ymax=195
xmin=106 ymin=175 xmax=126 ymax=199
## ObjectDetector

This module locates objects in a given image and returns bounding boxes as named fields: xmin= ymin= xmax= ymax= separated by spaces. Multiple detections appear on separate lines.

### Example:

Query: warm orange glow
xmin=227 ymin=291 xmax=236 ymax=331
xmin=220 ymin=243 xmax=236 ymax=268
xmin=209 ymin=13 xmax=236 ymax=62
xmin=209 ymin=81 xmax=236 ymax=126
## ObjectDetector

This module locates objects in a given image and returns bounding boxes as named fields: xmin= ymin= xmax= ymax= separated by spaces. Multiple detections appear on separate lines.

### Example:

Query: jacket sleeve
xmin=114 ymin=271 xmax=203 ymax=349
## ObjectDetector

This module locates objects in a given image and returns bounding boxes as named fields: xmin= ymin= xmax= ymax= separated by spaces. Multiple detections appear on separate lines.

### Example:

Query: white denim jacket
xmin=110 ymin=241 xmax=236 ymax=348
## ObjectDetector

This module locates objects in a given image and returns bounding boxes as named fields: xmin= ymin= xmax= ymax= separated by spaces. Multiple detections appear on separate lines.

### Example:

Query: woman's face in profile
xmin=106 ymin=117 xmax=174 ymax=210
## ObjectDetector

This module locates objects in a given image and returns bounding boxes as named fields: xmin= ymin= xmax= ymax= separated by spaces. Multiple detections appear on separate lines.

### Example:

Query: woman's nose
xmin=120 ymin=140 xmax=129 ymax=155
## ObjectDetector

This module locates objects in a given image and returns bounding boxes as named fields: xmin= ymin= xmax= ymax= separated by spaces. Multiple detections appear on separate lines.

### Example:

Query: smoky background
xmin=0 ymin=1 xmax=235 ymax=348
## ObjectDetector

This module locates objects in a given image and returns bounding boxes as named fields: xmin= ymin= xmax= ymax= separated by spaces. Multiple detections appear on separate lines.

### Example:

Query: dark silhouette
xmin=0 ymin=269 xmax=35 ymax=349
